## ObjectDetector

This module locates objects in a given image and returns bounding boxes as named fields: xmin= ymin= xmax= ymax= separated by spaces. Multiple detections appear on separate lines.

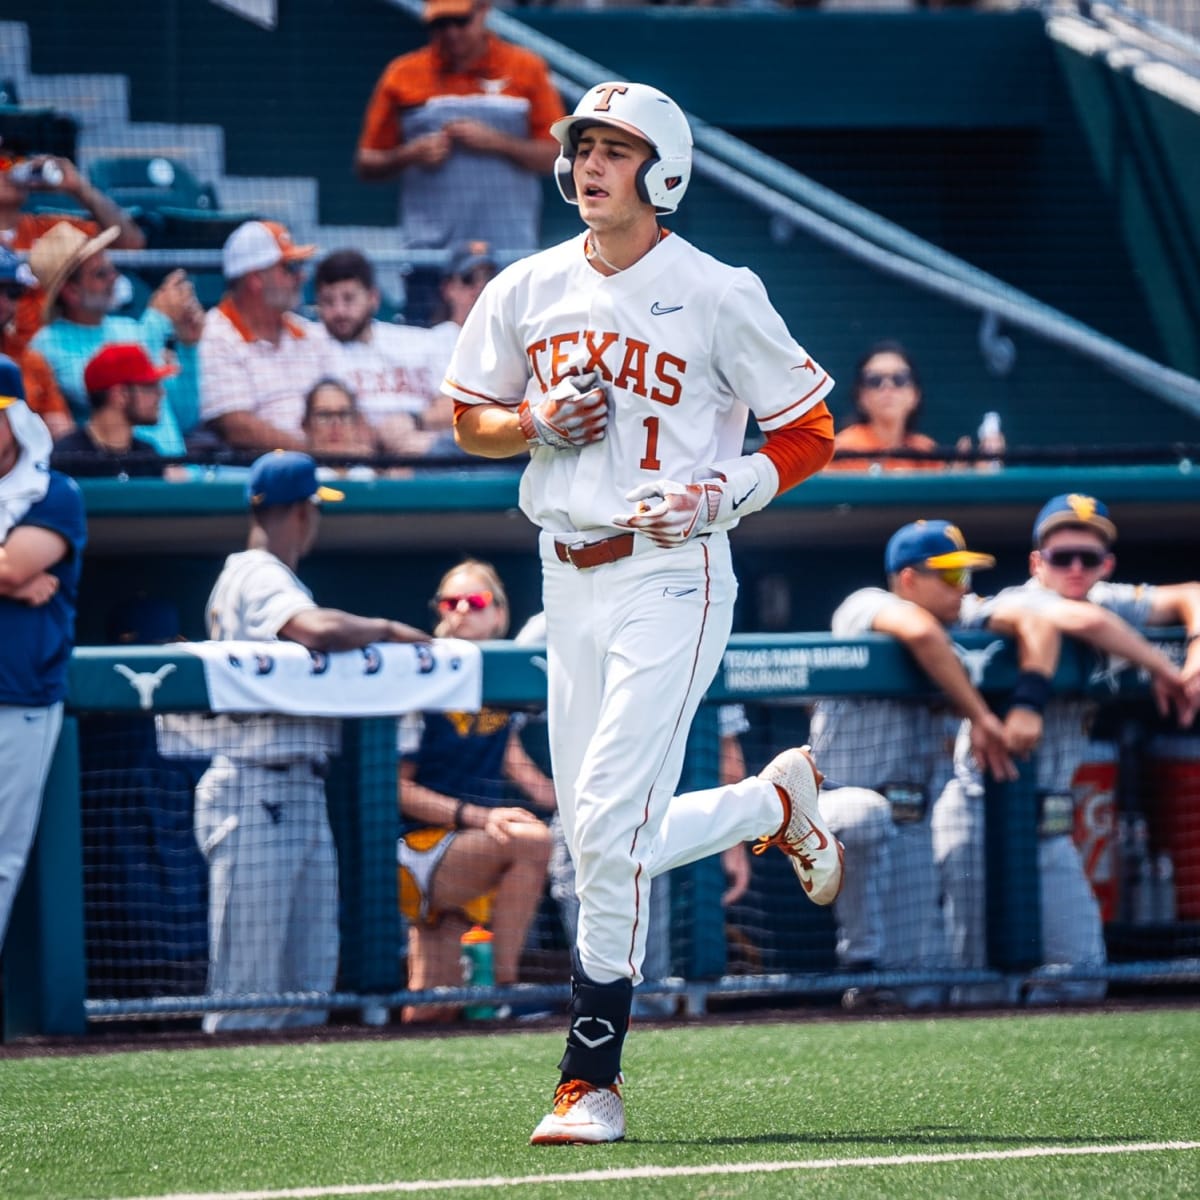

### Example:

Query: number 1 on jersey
xmin=639 ymin=416 xmax=661 ymax=471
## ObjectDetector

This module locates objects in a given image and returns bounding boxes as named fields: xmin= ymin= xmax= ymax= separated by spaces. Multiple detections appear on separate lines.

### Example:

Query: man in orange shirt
xmin=0 ymin=150 xmax=144 ymax=349
xmin=0 ymin=247 xmax=72 ymax=439
xmin=355 ymin=0 xmax=564 ymax=322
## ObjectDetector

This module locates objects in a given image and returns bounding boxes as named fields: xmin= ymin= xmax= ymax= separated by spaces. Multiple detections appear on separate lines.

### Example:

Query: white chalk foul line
xmin=108 ymin=1140 xmax=1200 ymax=1200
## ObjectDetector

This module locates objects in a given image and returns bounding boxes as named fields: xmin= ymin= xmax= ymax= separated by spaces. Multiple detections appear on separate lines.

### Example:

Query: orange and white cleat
xmin=529 ymin=1078 xmax=626 ymax=1145
xmin=753 ymin=746 xmax=845 ymax=906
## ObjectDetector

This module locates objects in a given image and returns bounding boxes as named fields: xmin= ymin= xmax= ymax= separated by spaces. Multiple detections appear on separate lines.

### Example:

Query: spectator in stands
xmin=195 ymin=450 xmax=428 ymax=1032
xmin=51 ymin=343 xmax=178 ymax=478
xmin=199 ymin=220 xmax=329 ymax=454
xmin=428 ymin=239 xmax=496 ymax=376
xmin=354 ymin=0 xmax=565 ymax=324
xmin=301 ymin=377 xmax=382 ymax=470
xmin=0 ymin=246 xmax=72 ymax=439
xmin=934 ymin=494 xmax=1199 ymax=1006
xmin=0 ymin=354 xmax=87 ymax=953
xmin=0 ymin=149 xmax=144 ymax=350
xmin=398 ymin=558 xmax=554 ymax=1023
xmin=27 ymin=222 xmax=202 ymax=455
xmin=312 ymin=249 xmax=445 ymax=456
xmin=809 ymin=519 xmax=1057 ymax=1011
xmin=828 ymin=341 xmax=1004 ymax=471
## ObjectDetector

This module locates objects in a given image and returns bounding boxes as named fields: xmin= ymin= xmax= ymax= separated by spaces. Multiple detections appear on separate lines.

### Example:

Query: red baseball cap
xmin=83 ymin=343 xmax=180 ymax=394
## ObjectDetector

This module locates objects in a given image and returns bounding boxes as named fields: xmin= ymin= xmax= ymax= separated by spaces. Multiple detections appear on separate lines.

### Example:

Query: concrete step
xmin=0 ymin=22 xmax=32 ymax=92
xmin=76 ymin=123 xmax=226 ymax=187
xmin=216 ymin=174 xmax=319 ymax=236
xmin=21 ymin=73 xmax=128 ymax=132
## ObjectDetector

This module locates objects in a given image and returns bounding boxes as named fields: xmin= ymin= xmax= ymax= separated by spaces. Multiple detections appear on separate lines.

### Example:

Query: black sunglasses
xmin=1043 ymin=547 xmax=1107 ymax=570
xmin=860 ymin=369 xmax=914 ymax=390
xmin=429 ymin=12 xmax=474 ymax=30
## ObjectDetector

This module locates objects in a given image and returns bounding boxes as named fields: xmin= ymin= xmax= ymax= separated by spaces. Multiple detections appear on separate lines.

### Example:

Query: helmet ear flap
xmin=634 ymin=158 xmax=656 ymax=208
xmin=555 ymin=152 xmax=578 ymax=206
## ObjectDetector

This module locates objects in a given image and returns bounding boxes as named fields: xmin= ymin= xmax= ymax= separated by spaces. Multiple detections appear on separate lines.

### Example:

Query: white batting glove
xmin=613 ymin=479 xmax=725 ymax=547
xmin=517 ymin=372 xmax=609 ymax=450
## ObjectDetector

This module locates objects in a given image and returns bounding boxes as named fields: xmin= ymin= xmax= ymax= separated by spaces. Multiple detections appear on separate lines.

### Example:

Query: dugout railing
xmin=3 ymin=631 xmax=1199 ymax=1040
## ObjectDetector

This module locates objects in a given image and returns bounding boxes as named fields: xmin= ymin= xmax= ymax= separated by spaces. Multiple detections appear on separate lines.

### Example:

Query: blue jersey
xmin=0 ymin=470 xmax=86 ymax=705
xmin=400 ymin=707 xmax=514 ymax=835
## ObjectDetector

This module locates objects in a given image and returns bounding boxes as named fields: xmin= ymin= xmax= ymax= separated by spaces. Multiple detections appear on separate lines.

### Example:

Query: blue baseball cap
xmin=444 ymin=239 xmax=497 ymax=280
xmin=0 ymin=352 xmax=25 ymax=411
xmin=247 ymin=450 xmax=344 ymax=509
xmin=0 ymin=245 xmax=35 ymax=289
xmin=885 ymin=520 xmax=996 ymax=575
xmin=1032 ymin=493 xmax=1117 ymax=547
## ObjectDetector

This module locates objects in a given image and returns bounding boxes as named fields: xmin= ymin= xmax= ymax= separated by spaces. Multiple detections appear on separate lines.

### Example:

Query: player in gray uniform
xmin=811 ymin=520 xmax=1059 ymax=1009
xmin=196 ymin=451 xmax=427 ymax=1031
xmin=933 ymin=493 xmax=1198 ymax=1005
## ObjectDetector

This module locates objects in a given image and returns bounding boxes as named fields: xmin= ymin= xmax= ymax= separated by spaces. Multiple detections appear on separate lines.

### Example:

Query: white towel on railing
xmin=0 ymin=402 xmax=52 ymax=540
xmin=178 ymin=638 xmax=482 ymax=715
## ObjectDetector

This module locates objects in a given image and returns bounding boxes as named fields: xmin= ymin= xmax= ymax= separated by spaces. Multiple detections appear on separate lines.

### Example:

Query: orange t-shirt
xmin=827 ymin=423 xmax=944 ymax=472
xmin=0 ymin=325 xmax=71 ymax=425
xmin=3 ymin=212 xmax=100 ymax=352
xmin=358 ymin=35 xmax=564 ymax=153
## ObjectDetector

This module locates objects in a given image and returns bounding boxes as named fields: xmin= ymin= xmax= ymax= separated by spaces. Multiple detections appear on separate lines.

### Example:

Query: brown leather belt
xmin=554 ymin=532 xmax=636 ymax=570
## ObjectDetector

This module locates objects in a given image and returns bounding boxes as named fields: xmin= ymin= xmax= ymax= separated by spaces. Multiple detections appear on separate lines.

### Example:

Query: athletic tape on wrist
xmin=1009 ymin=670 xmax=1052 ymax=714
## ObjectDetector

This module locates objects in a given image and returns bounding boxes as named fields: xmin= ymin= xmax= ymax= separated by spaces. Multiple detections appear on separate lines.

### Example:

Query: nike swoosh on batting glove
xmin=518 ymin=371 xmax=610 ymax=450
xmin=613 ymin=479 xmax=725 ymax=547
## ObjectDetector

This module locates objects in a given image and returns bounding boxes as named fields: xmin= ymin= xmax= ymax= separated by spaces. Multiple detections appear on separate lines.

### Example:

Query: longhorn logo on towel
xmin=113 ymin=663 xmax=177 ymax=710
xmin=951 ymin=640 xmax=1005 ymax=687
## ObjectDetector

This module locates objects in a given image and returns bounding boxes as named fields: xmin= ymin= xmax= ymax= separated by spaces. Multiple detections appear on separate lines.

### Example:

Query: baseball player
xmin=443 ymin=80 xmax=842 ymax=1145
xmin=933 ymin=493 xmax=1197 ymax=1005
xmin=196 ymin=451 xmax=427 ymax=1032
xmin=810 ymin=520 xmax=1058 ymax=1010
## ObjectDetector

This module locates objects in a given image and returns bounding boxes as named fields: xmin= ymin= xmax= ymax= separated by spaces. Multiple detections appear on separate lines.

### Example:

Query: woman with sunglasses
xmin=396 ymin=558 xmax=555 ymax=1023
xmin=829 ymin=340 xmax=1004 ymax=472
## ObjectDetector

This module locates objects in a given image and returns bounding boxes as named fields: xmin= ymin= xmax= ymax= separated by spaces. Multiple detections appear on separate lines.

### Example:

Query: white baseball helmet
xmin=550 ymin=81 xmax=693 ymax=215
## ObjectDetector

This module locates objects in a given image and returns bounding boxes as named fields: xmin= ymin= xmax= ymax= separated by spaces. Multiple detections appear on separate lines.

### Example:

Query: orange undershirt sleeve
xmin=757 ymin=400 xmax=836 ymax=494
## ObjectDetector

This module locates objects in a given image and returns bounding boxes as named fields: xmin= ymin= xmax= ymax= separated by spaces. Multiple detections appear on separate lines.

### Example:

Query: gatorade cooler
xmin=1072 ymin=742 xmax=1119 ymax=923
xmin=1147 ymin=736 xmax=1200 ymax=920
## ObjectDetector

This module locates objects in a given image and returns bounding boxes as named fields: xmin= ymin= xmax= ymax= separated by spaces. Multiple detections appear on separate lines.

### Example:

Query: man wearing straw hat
xmin=28 ymin=221 xmax=203 ymax=456
xmin=0 ymin=353 xmax=87 ymax=951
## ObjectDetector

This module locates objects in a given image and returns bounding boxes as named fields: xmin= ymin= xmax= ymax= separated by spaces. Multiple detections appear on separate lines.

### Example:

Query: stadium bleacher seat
xmin=88 ymin=155 xmax=219 ymax=215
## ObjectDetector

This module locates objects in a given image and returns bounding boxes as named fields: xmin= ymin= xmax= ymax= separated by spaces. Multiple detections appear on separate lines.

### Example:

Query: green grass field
xmin=2 ymin=1009 xmax=1198 ymax=1199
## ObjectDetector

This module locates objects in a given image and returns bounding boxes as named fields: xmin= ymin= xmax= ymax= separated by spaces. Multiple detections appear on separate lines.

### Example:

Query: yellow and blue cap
xmin=1032 ymin=493 xmax=1117 ymax=547
xmin=247 ymin=450 xmax=344 ymax=509
xmin=885 ymin=520 xmax=996 ymax=575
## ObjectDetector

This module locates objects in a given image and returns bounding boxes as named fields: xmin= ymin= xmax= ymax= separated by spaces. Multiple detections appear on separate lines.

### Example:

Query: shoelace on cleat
xmin=752 ymin=832 xmax=815 ymax=870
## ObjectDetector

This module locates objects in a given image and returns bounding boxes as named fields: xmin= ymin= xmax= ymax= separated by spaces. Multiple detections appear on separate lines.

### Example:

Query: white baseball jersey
xmin=443 ymin=230 xmax=833 ymax=536
xmin=195 ymin=546 xmax=341 ymax=1029
xmin=205 ymin=548 xmax=340 ymax=762
xmin=812 ymin=588 xmax=961 ymax=793
xmin=811 ymin=586 xmax=955 ymax=1001
xmin=316 ymin=320 xmax=446 ymax=423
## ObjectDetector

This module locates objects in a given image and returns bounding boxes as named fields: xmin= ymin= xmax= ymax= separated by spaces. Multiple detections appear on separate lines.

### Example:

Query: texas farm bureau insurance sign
xmin=720 ymin=644 xmax=871 ymax=695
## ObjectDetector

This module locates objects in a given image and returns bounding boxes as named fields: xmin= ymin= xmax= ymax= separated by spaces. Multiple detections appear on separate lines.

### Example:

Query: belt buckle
xmin=564 ymin=540 xmax=587 ymax=568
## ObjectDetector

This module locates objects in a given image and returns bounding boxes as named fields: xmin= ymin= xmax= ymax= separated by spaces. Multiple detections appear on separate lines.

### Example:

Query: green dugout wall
xmin=7 ymin=628 xmax=1165 ymax=1038
xmin=69 ymin=466 xmax=1200 ymax=648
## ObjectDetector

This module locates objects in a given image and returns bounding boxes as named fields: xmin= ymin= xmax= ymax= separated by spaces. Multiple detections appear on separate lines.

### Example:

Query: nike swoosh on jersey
xmin=663 ymin=586 xmax=697 ymax=598
xmin=650 ymin=301 xmax=683 ymax=316
xmin=732 ymin=483 xmax=759 ymax=511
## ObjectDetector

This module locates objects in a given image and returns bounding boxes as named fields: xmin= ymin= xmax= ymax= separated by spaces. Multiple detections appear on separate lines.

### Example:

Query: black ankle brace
xmin=557 ymin=950 xmax=633 ymax=1087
